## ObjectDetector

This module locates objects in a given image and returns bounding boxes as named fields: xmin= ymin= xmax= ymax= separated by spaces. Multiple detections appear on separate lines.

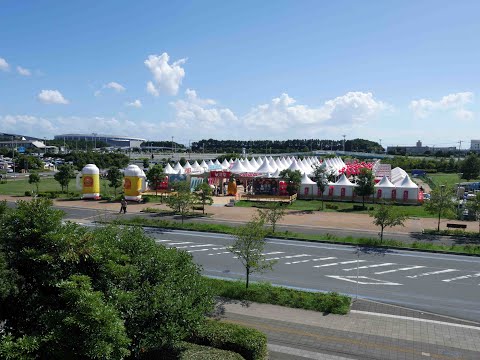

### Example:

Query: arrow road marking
xmin=442 ymin=273 xmax=480 ymax=282
xmin=326 ymin=275 xmax=402 ymax=285
xmin=314 ymin=260 xmax=366 ymax=268
xmin=374 ymin=265 xmax=425 ymax=275
xmin=343 ymin=263 xmax=396 ymax=272
xmin=407 ymin=269 xmax=457 ymax=279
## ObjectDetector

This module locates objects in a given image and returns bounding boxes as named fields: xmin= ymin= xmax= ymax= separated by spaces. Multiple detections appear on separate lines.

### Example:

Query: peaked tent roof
xmin=334 ymin=173 xmax=357 ymax=186
xmin=164 ymin=163 xmax=177 ymax=174
xmin=288 ymin=160 xmax=303 ymax=172
xmin=374 ymin=175 xmax=395 ymax=188
xmin=397 ymin=175 xmax=418 ymax=189
xmin=301 ymin=173 xmax=317 ymax=185
xmin=230 ymin=160 xmax=248 ymax=174
xmin=256 ymin=160 xmax=276 ymax=174
xmin=207 ymin=160 xmax=215 ymax=167
xmin=200 ymin=160 xmax=208 ymax=168
xmin=221 ymin=159 xmax=230 ymax=169
xmin=271 ymin=168 xmax=281 ymax=178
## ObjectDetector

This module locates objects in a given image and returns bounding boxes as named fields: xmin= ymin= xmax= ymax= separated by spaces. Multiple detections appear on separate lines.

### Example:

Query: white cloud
xmin=409 ymin=92 xmax=474 ymax=120
xmin=126 ymin=99 xmax=142 ymax=108
xmin=144 ymin=53 xmax=186 ymax=96
xmin=104 ymin=81 xmax=126 ymax=92
xmin=37 ymin=90 xmax=69 ymax=104
xmin=0 ymin=57 xmax=9 ymax=71
xmin=146 ymin=81 xmax=159 ymax=96
xmin=17 ymin=66 xmax=31 ymax=76
xmin=243 ymin=92 xmax=386 ymax=132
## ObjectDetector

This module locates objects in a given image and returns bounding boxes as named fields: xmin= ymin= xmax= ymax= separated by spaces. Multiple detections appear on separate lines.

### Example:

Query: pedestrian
xmin=119 ymin=198 xmax=127 ymax=214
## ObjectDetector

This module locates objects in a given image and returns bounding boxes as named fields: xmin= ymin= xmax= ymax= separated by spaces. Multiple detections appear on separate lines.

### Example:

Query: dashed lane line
xmin=406 ymin=269 xmax=457 ymax=279
xmin=208 ymin=251 xmax=230 ymax=256
xmin=266 ymin=254 xmax=311 ymax=261
xmin=177 ymin=244 xmax=215 ymax=249
xmin=374 ymin=265 xmax=425 ymax=275
xmin=342 ymin=263 xmax=396 ymax=272
xmin=442 ymin=272 xmax=480 ymax=283
xmin=314 ymin=260 xmax=366 ymax=268
xmin=285 ymin=257 xmax=337 ymax=265
xmin=165 ymin=242 xmax=193 ymax=246
xmin=187 ymin=249 xmax=210 ymax=253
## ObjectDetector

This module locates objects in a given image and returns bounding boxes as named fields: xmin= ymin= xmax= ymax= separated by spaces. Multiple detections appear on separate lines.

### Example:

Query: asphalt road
xmin=143 ymin=228 xmax=480 ymax=323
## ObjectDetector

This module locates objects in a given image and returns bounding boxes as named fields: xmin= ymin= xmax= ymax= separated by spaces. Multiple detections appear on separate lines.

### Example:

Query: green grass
xmin=206 ymin=278 xmax=351 ymax=315
xmin=236 ymin=199 xmax=433 ymax=217
xmin=111 ymin=217 xmax=480 ymax=255
xmin=428 ymin=173 xmax=464 ymax=188
xmin=0 ymin=176 xmax=119 ymax=197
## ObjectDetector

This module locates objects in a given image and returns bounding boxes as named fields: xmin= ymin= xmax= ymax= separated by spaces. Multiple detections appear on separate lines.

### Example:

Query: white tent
xmin=207 ymin=160 xmax=215 ymax=168
xmin=275 ymin=158 xmax=285 ymax=170
xmin=288 ymin=159 xmax=304 ymax=173
xmin=164 ymin=163 xmax=177 ymax=175
xmin=332 ymin=173 xmax=357 ymax=198
xmin=221 ymin=159 xmax=230 ymax=170
xmin=200 ymin=160 xmax=208 ymax=169
xmin=229 ymin=159 xmax=234 ymax=164
xmin=374 ymin=175 xmax=395 ymax=200
xmin=299 ymin=173 xmax=317 ymax=198
xmin=256 ymin=160 xmax=276 ymax=174
xmin=396 ymin=175 xmax=419 ymax=202
xmin=214 ymin=159 xmax=222 ymax=167
xmin=250 ymin=157 xmax=260 ymax=170
xmin=391 ymin=167 xmax=408 ymax=185
xmin=271 ymin=168 xmax=281 ymax=178
xmin=242 ymin=159 xmax=257 ymax=172
xmin=173 ymin=162 xmax=185 ymax=174
xmin=230 ymin=160 xmax=248 ymax=174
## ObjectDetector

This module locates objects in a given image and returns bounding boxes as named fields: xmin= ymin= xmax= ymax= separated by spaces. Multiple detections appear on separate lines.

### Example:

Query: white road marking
xmin=442 ymin=273 xmax=480 ymax=283
xmin=326 ymin=275 xmax=402 ymax=285
xmin=285 ymin=257 xmax=337 ymax=265
xmin=166 ymin=242 xmax=193 ymax=245
xmin=211 ymin=247 xmax=227 ymax=250
xmin=186 ymin=244 xmax=215 ymax=248
xmin=267 ymin=344 xmax=356 ymax=360
xmin=407 ymin=269 xmax=457 ymax=279
xmin=342 ymin=263 xmax=396 ymax=272
xmin=208 ymin=251 xmax=230 ymax=256
xmin=155 ymin=239 xmax=172 ymax=242
xmin=261 ymin=251 xmax=284 ymax=256
xmin=187 ymin=249 xmax=210 ymax=253
xmin=375 ymin=265 xmax=425 ymax=275
xmin=266 ymin=254 xmax=310 ymax=261
xmin=314 ymin=260 xmax=366 ymax=268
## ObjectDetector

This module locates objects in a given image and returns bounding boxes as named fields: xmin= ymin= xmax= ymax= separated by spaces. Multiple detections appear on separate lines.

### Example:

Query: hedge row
xmin=207 ymin=278 xmax=351 ymax=315
xmin=179 ymin=342 xmax=245 ymax=360
xmin=189 ymin=319 xmax=267 ymax=360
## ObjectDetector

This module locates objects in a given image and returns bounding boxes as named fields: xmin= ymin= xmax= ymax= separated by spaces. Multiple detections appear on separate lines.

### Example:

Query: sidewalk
xmin=216 ymin=299 xmax=480 ymax=359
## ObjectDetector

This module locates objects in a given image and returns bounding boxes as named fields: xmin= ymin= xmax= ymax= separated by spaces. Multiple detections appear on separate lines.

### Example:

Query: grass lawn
xmin=0 ymin=177 xmax=119 ymax=197
xmin=428 ymin=173 xmax=464 ymax=188
xmin=236 ymin=199 xmax=433 ymax=217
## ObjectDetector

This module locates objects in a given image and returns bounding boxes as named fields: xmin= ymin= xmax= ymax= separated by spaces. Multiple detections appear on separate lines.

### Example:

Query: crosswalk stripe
xmin=187 ymin=249 xmax=210 ymax=253
xmin=266 ymin=254 xmax=310 ymax=261
xmin=285 ymin=257 xmax=337 ymax=265
xmin=375 ymin=265 xmax=425 ymax=275
xmin=407 ymin=269 xmax=457 ymax=279
xmin=166 ymin=242 xmax=193 ymax=245
xmin=314 ymin=260 xmax=366 ymax=268
xmin=442 ymin=273 xmax=480 ymax=283
xmin=343 ymin=263 xmax=396 ymax=272
xmin=186 ymin=244 xmax=215 ymax=248
xmin=208 ymin=251 xmax=230 ymax=256
xmin=155 ymin=239 xmax=171 ymax=242
xmin=261 ymin=251 xmax=284 ymax=256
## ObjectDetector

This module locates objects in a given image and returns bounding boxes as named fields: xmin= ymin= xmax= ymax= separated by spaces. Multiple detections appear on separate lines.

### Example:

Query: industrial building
xmin=54 ymin=133 xmax=146 ymax=148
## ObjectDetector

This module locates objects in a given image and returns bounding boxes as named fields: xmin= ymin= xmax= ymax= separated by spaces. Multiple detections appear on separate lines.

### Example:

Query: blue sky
xmin=0 ymin=0 xmax=478 ymax=148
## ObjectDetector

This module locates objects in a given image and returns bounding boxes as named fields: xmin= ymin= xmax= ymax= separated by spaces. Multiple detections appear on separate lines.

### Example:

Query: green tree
xmin=228 ymin=217 xmax=276 ymax=289
xmin=313 ymin=164 xmax=329 ymax=209
xmin=54 ymin=163 xmax=75 ymax=193
xmin=0 ymin=198 xmax=214 ymax=358
xmin=355 ymin=168 xmax=375 ymax=208
xmin=467 ymin=193 xmax=480 ymax=233
xmin=257 ymin=202 xmax=286 ymax=233
xmin=459 ymin=154 xmax=480 ymax=180
xmin=279 ymin=169 xmax=302 ymax=196
xmin=146 ymin=164 xmax=165 ymax=196
xmin=194 ymin=182 xmax=213 ymax=214
xmin=107 ymin=166 xmax=123 ymax=197
xmin=424 ymin=185 xmax=456 ymax=231
xmin=142 ymin=158 xmax=149 ymax=169
xmin=166 ymin=181 xmax=194 ymax=223
xmin=28 ymin=173 xmax=40 ymax=194
xmin=370 ymin=204 xmax=407 ymax=242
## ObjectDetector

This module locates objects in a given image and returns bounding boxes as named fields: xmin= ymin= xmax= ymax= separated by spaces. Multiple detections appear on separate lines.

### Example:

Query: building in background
xmin=470 ymin=140 xmax=480 ymax=151
xmin=54 ymin=134 xmax=146 ymax=149
xmin=387 ymin=140 xmax=456 ymax=156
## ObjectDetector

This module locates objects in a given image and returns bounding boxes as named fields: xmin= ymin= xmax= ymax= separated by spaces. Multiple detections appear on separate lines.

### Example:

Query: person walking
xmin=119 ymin=198 xmax=127 ymax=214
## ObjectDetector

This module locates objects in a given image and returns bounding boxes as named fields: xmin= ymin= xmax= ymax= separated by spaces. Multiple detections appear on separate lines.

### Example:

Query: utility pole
xmin=458 ymin=140 xmax=463 ymax=161
xmin=342 ymin=135 xmax=346 ymax=152
xmin=171 ymin=136 xmax=174 ymax=160
xmin=188 ymin=139 xmax=191 ymax=159
xmin=11 ymin=136 xmax=15 ymax=174
xmin=379 ymin=138 xmax=382 ymax=153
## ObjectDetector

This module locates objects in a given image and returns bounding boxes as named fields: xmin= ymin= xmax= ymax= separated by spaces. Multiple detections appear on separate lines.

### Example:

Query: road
xmin=143 ymin=228 xmax=480 ymax=323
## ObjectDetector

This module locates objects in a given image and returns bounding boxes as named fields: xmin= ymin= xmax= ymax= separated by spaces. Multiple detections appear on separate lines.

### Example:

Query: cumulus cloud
xmin=0 ymin=115 xmax=58 ymax=136
xmin=37 ymin=90 xmax=69 ymax=104
xmin=409 ymin=92 xmax=474 ymax=120
xmin=17 ymin=66 xmax=31 ymax=76
xmin=95 ymin=81 xmax=126 ymax=96
xmin=126 ymin=99 xmax=142 ymax=108
xmin=0 ymin=57 xmax=9 ymax=71
xmin=144 ymin=53 xmax=186 ymax=96
xmin=170 ymin=89 xmax=238 ymax=131
xmin=243 ymin=92 xmax=386 ymax=132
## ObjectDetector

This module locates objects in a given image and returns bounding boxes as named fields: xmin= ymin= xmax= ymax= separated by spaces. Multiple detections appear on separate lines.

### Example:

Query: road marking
xmin=375 ymin=265 xmax=425 ymax=275
xmin=155 ymin=239 xmax=172 ymax=242
xmin=267 ymin=344 xmax=356 ymax=360
xmin=314 ymin=260 xmax=366 ymax=268
xmin=187 ymin=249 xmax=210 ymax=253
xmin=326 ymin=275 xmax=402 ymax=285
xmin=208 ymin=251 xmax=230 ymax=256
xmin=211 ymin=247 xmax=226 ymax=250
xmin=261 ymin=251 xmax=284 ymax=256
xmin=186 ymin=244 xmax=215 ymax=248
xmin=442 ymin=272 xmax=480 ymax=283
xmin=343 ymin=263 xmax=396 ymax=272
xmin=166 ymin=242 xmax=193 ymax=245
xmin=407 ymin=269 xmax=457 ymax=279
xmin=266 ymin=254 xmax=310 ymax=261
xmin=285 ymin=257 xmax=337 ymax=265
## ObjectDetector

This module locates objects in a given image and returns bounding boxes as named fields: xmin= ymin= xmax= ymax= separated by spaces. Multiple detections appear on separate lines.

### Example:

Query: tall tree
xmin=193 ymin=182 xmax=213 ymax=214
xmin=355 ymin=168 xmax=375 ymax=208
xmin=166 ymin=181 xmax=194 ymax=223
xmin=257 ymin=202 xmax=286 ymax=233
xmin=279 ymin=169 xmax=302 ymax=196
xmin=28 ymin=173 xmax=40 ymax=194
xmin=54 ymin=164 xmax=75 ymax=193
xmin=467 ymin=193 xmax=480 ymax=233
xmin=312 ymin=164 xmax=329 ymax=210
xmin=106 ymin=166 xmax=123 ymax=197
xmin=424 ymin=185 xmax=455 ymax=231
xmin=459 ymin=154 xmax=480 ymax=180
xmin=228 ymin=218 xmax=276 ymax=289
xmin=146 ymin=164 xmax=165 ymax=196
xmin=370 ymin=204 xmax=407 ymax=242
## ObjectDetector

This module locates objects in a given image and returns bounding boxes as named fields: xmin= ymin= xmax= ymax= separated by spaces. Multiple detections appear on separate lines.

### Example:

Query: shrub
xmin=179 ymin=343 xmax=245 ymax=360
xmin=325 ymin=203 xmax=338 ymax=210
xmin=24 ymin=191 xmax=32 ymax=196
xmin=190 ymin=319 xmax=267 ymax=360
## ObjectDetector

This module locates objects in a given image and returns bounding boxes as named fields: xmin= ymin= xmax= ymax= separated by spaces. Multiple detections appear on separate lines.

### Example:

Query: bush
xmin=352 ymin=205 xmax=365 ymax=211
xmin=24 ymin=191 xmax=32 ymax=196
xmin=325 ymin=203 xmax=339 ymax=210
xmin=179 ymin=343 xmax=245 ymax=360
xmin=190 ymin=319 xmax=267 ymax=360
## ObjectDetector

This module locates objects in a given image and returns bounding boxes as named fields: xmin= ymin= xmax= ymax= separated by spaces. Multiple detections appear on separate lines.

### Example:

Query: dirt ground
xmin=1 ymin=194 xmax=476 ymax=233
